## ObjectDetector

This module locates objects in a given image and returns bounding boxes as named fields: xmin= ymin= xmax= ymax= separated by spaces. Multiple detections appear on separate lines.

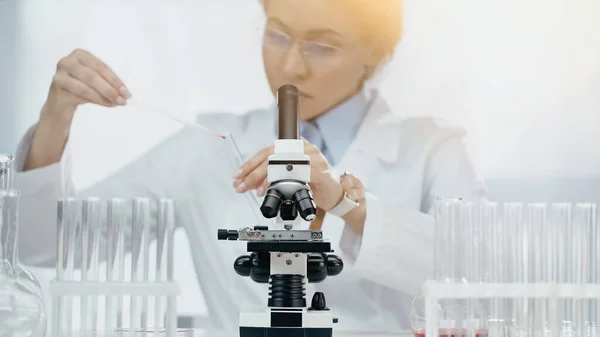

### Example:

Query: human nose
xmin=282 ymin=43 xmax=309 ymax=79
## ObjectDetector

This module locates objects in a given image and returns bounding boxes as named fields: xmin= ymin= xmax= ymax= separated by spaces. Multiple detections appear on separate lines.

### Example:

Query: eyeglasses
xmin=262 ymin=27 xmax=345 ymax=66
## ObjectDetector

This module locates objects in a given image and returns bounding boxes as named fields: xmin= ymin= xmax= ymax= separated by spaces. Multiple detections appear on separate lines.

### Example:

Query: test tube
xmin=434 ymin=199 xmax=464 ymax=335
xmin=159 ymin=199 xmax=176 ymax=337
xmin=526 ymin=203 xmax=550 ymax=336
xmin=549 ymin=203 xmax=571 ymax=337
xmin=55 ymin=198 xmax=80 ymax=337
xmin=553 ymin=203 xmax=575 ymax=337
xmin=116 ymin=201 xmax=127 ymax=330
xmin=592 ymin=203 xmax=600 ymax=332
xmin=81 ymin=198 xmax=100 ymax=335
xmin=131 ymin=198 xmax=151 ymax=336
xmin=106 ymin=198 xmax=126 ymax=334
xmin=54 ymin=199 xmax=66 ymax=337
xmin=0 ymin=154 xmax=14 ymax=190
xmin=480 ymin=202 xmax=501 ymax=337
xmin=504 ymin=203 xmax=524 ymax=337
xmin=573 ymin=203 xmax=595 ymax=335
xmin=461 ymin=202 xmax=478 ymax=337
xmin=141 ymin=200 xmax=152 ymax=334
xmin=89 ymin=199 xmax=103 ymax=337
xmin=155 ymin=200 xmax=168 ymax=337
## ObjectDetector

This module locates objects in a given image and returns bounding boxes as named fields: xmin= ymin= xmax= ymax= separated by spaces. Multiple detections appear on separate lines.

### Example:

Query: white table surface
xmin=55 ymin=329 xmax=413 ymax=337
xmin=191 ymin=330 xmax=412 ymax=337
xmin=194 ymin=330 xmax=413 ymax=337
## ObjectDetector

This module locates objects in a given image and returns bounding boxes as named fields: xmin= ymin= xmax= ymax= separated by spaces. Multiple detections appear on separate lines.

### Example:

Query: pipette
xmin=128 ymin=95 xmax=262 ymax=223
xmin=223 ymin=132 xmax=262 ymax=222
xmin=127 ymin=95 xmax=226 ymax=140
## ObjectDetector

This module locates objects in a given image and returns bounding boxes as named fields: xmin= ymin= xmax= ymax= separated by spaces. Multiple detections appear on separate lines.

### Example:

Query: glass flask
xmin=0 ymin=189 xmax=47 ymax=337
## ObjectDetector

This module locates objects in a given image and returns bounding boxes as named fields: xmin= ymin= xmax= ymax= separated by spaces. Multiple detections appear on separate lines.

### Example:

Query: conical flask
xmin=0 ymin=189 xmax=47 ymax=337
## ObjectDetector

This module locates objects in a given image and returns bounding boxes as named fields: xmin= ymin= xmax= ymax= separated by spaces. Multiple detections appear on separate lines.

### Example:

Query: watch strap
xmin=328 ymin=194 xmax=359 ymax=217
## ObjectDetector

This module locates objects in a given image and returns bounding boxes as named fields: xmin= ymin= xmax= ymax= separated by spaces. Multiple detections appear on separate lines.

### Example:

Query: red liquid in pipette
xmin=413 ymin=328 xmax=488 ymax=337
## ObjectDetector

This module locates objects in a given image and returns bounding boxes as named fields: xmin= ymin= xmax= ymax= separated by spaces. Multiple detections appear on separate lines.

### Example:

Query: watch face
xmin=340 ymin=174 xmax=365 ymax=201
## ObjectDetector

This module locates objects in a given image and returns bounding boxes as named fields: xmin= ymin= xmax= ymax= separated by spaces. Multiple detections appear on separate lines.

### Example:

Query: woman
xmin=14 ymin=0 xmax=486 ymax=331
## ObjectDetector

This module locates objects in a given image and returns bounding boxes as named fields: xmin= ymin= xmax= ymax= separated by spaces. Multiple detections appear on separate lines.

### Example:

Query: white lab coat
xmin=13 ymin=93 xmax=486 ymax=331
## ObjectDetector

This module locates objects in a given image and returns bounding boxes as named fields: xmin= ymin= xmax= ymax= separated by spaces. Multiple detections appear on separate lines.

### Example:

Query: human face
xmin=262 ymin=0 xmax=373 ymax=121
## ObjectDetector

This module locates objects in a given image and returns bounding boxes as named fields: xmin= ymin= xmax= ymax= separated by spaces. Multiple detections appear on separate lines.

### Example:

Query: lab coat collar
xmin=248 ymin=89 xmax=403 ymax=167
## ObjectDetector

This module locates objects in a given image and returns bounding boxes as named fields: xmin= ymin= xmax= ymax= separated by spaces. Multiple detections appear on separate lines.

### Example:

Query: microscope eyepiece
xmin=293 ymin=188 xmax=317 ymax=221
xmin=260 ymin=188 xmax=285 ymax=219
xmin=277 ymin=84 xmax=299 ymax=140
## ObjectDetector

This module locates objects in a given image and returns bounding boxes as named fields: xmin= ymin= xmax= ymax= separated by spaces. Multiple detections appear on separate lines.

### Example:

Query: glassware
xmin=413 ymin=200 xmax=600 ymax=337
xmin=0 ymin=154 xmax=14 ymax=190
xmin=113 ymin=327 xmax=194 ymax=337
xmin=411 ymin=199 xmax=490 ymax=337
xmin=0 ymin=189 xmax=47 ymax=337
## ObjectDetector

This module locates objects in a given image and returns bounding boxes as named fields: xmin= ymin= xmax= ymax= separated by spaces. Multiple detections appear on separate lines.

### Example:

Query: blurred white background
xmin=1 ymin=0 xmax=600 ymax=328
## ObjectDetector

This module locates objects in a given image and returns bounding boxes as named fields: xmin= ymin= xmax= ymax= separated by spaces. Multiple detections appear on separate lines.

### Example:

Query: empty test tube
xmin=526 ymin=204 xmax=550 ymax=336
xmin=573 ymin=203 xmax=595 ymax=335
xmin=504 ymin=203 xmax=525 ymax=337
xmin=55 ymin=198 xmax=80 ymax=337
xmin=141 ymin=201 xmax=152 ymax=334
xmin=106 ymin=198 xmax=126 ymax=334
xmin=155 ymin=200 xmax=168 ymax=336
xmin=81 ymin=198 xmax=101 ymax=335
xmin=131 ymin=198 xmax=151 ymax=335
xmin=160 ymin=199 xmax=176 ymax=337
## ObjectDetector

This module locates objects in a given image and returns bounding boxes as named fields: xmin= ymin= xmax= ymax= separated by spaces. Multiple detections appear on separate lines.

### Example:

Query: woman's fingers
xmin=53 ymin=70 xmax=114 ymax=107
xmin=233 ymin=145 xmax=273 ymax=179
xmin=234 ymin=158 xmax=269 ymax=192
xmin=72 ymin=48 xmax=131 ymax=98
xmin=61 ymin=56 xmax=123 ymax=105
xmin=256 ymin=179 xmax=269 ymax=197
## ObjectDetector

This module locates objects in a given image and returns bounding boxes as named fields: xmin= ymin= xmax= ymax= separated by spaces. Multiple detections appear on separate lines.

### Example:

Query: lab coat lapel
xmin=334 ymin=94 xmax=404 ymax=188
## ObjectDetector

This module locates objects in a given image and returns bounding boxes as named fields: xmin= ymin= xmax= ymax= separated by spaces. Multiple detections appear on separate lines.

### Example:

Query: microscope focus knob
xmin=326 ymin=254 xmax=344 ymax=276
xmin=234 ymin=255 xmax=252 ymax=277
xmin=309 ymin=292 xmax=329 ymax=311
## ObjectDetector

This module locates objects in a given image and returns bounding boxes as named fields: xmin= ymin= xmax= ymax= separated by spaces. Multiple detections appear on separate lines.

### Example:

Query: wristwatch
xmin=327 ymin=172 xmax=364 ymax=217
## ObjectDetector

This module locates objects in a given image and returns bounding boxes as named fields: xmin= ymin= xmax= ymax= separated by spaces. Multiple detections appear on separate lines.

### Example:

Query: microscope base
xmin=240 ymin=327 xmax=332 ymax=337
xmin=239 ymin=308 xmax=335 ymax=337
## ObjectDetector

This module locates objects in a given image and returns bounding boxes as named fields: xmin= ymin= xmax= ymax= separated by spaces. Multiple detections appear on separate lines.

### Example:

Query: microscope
xmin=218 ymin=84 xmax=344 ymax=337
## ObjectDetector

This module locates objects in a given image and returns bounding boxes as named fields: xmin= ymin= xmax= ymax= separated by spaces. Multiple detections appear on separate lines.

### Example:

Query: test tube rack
xmin=49 ymin=197 xmax=180 ymax=337
xmin=422 ymin=282 xmax=600 ymax=337
xmin=420 ymin=200 xmax=600 ymax=337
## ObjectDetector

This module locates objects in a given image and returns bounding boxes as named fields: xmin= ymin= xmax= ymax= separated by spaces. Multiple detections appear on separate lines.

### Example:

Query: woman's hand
xmin=43 ymin=48 xmax=131 ymax=122
xmin=25 ymin=48 xmax=131 ymax=170
xmin=233 ymin=139 xmax=344 ymax=211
